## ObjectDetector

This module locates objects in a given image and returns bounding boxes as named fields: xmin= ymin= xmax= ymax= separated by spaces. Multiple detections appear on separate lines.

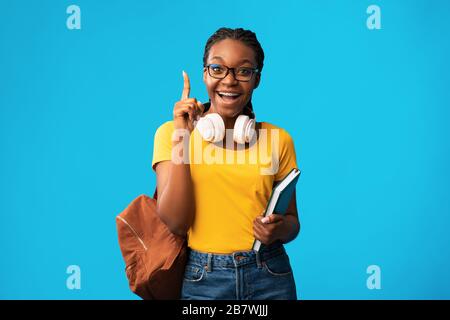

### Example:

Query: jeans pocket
xmin=183 ymin=264 xmax=206 ymax=282
xmin=262 ymin=253 xmax=293 ymax=277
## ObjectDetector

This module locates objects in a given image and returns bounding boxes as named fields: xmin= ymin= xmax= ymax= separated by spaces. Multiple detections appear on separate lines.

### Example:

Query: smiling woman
xmin=151 ymin=27 xmax=300 ymax=300
xmin=202 ymin=34 xmax=262 ymax=127
xmin=205 ymin=61 xmax=259 ymax=103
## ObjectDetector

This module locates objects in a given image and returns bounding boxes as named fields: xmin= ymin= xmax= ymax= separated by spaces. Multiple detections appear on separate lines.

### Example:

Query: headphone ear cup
xmin=234 ymin=115 xmax=256 ymax=144
xmin=233 ymin=115 xmax=252 ymax=144
xmin=197 ymin=114 xmax=225 ymax=142
xmin=210 ymin=113 xmax=225 ymax=142
xmin=244 ymin=118 xmax=256 ymax=142
xmin=196 ymin=116 xmax=213 ymax=141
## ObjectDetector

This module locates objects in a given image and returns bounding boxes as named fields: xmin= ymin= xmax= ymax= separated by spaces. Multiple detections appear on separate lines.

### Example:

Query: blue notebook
xmin=252 ymin=168 xmax=301 ymax=252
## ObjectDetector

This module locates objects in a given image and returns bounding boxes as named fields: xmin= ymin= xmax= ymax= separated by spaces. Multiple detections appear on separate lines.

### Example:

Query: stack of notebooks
xmin=252 ymin=167 xmax=301 ymax=252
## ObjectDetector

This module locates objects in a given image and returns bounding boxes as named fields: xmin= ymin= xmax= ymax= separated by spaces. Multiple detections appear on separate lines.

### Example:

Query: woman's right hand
xmin=173 ymin=71 xmax=204 ymax=132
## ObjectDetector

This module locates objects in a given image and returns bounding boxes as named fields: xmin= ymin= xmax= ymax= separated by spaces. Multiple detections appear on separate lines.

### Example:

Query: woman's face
xmin=203 ymin=39 xmax=260 ymax=118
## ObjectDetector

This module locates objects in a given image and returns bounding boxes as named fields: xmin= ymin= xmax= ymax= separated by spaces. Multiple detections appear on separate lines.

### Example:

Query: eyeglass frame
xmin=204 ymin=63 xmax=260 ymax=82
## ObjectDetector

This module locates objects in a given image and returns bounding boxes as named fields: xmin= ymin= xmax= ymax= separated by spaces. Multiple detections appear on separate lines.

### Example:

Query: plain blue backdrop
xmin=1 ymin=0 xmax=449 ymax=299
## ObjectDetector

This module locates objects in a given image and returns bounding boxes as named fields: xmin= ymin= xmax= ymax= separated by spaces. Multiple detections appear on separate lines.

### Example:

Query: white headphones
xmin=194 ymin=103 xmax=256 ymax=144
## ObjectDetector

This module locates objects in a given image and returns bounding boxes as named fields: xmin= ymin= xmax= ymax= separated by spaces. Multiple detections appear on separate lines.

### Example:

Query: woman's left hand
xmin=252 ymin=213 xmax=288 ymax=245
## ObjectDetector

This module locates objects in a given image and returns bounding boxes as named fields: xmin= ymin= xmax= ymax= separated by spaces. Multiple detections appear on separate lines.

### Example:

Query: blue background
xmin=1 ymin=0 xmax=449 ymax=299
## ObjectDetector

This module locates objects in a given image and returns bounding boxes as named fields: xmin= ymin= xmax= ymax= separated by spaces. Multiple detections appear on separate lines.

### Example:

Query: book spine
xmin=252 ymin=239 xmax=262 ymax=252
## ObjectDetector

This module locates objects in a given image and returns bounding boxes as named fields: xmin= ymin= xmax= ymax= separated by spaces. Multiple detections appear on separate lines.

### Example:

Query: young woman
xmin=152 ymin=28 xmax=300 ymax=300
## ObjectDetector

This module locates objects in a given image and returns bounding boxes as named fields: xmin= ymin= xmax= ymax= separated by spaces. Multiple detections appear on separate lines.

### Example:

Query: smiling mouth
xmin=216 ymin=91 xmax=242 ymax=103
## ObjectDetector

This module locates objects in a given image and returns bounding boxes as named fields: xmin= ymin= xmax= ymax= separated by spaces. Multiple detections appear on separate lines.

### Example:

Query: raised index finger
xmin=181 ymin=70 xmax=190 ymax=100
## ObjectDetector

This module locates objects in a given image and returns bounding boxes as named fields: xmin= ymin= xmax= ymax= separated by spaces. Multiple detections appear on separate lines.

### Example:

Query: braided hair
xmin=202 ymin=27 xmax=265 ymax=119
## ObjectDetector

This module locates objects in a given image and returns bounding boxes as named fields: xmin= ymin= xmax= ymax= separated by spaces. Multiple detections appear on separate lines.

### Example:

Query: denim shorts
xmin=181 ymin=242 xmax=297 ymax=300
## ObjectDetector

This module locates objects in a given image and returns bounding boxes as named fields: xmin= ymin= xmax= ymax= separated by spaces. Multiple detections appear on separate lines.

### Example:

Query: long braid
xmin=203 ymin=28 xmax=264 ymax=119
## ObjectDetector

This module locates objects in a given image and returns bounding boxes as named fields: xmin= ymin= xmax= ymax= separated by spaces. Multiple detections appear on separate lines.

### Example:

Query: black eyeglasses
xmin=205 ymin=64 xmax=259 ymax=82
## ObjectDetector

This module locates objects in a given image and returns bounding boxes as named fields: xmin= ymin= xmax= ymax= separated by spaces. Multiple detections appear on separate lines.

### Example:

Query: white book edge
xmin=253 ymin=168 xmax=300 ymax=252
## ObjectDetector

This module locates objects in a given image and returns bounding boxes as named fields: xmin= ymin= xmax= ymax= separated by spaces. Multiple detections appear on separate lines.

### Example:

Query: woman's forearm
xmin=278 ymin=214 xmax=300 ymax=244
xmin=156 ymin=137 xmax=195 ymax=236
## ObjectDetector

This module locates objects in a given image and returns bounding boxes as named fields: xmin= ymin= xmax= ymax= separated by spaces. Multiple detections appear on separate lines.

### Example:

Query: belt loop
xmin=256 ymin=251 xmax=262 ymax=269
xmin=206 ymin=253 xmax=213 ymax=272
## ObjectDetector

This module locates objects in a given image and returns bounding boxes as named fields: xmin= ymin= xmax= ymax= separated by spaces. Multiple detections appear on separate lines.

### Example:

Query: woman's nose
xmin=221 ymin=70 xmax=239 ymax=85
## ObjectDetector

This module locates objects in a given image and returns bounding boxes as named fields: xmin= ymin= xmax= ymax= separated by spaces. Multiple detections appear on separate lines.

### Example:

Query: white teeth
xmin=218 ymin=92 xmax=240 ymax=97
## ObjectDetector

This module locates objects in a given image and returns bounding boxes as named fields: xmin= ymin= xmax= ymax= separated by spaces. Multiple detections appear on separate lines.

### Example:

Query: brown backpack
xmin=116 ymin=190 xmax=188 ymax=300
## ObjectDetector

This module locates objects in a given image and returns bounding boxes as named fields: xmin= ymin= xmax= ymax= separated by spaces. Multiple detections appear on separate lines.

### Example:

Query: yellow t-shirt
xmin=151 ymin=120 xmax=298 ymax=254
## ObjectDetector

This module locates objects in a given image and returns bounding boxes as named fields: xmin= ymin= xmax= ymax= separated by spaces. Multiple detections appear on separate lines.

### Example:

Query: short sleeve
xmin=151 ymin=121 xmax=174 ymax=171
xmin=274 ymin=129 xmax=298 ymax=181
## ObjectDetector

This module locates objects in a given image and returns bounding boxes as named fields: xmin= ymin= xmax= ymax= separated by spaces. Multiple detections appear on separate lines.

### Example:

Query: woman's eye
xmin=238 ymin=68 xmax=251 ymax=75
xmin=212 ymin=66 xmax=223 ymax=73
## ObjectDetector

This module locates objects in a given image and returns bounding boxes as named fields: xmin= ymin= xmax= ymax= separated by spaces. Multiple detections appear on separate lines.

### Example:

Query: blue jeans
xmin=181 ymin=242 xmax=297 ymax=300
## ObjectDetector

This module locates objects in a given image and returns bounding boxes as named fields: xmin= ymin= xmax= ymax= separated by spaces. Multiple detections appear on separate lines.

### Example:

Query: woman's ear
xmin=254 ymin=73 xmax=261 ymax=89
xmin=203 ymin=67 xmax=207 ymax=84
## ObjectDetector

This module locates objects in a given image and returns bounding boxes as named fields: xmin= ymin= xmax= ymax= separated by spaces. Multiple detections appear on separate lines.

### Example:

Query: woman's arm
xmin=278 ymin=189 xmax=300 ymax=243
xmin=155 ymin=146 xmax=195 ymax=237
xmin=154 ymin=71 xmax=203 ymax=237
xmin=253 ymin=189 xmax=300 ymax=245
